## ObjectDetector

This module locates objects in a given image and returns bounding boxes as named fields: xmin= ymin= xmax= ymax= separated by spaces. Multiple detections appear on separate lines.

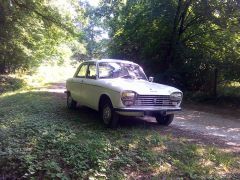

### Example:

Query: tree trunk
xmin=213 ymin=68 xmax=218 ymax=98
xmin=162 ymin=0 xmax=182 ymax=71
xmin=0 ymin=60 xmax=6 ymax=74
xmin=0 ymin=2 xmax=6 ymax=74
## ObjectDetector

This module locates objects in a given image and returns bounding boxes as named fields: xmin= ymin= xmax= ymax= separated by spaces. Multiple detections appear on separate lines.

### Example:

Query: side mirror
xmin=149 ymin=77 xmax=154 ymax=82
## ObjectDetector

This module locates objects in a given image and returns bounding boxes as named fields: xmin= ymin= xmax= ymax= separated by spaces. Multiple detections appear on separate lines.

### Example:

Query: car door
xmin=81 ymin=62 xmax=99 ymax=110
xmin=71 ymin=63 xmax=88 ymax=104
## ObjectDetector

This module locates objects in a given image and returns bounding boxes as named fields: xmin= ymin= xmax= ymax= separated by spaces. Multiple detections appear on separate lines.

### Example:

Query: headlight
xmin=121 ymin=90 xmax=137 ymax=106
xmin=170 ymin=92 xmax=182 ymax=101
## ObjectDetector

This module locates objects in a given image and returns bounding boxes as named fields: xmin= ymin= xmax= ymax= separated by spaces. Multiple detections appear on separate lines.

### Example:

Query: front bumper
xmin=114 ymin=106 xmax=181 ymax=116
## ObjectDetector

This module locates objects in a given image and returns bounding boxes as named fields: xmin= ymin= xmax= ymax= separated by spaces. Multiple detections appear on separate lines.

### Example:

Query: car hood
xmin=99 ymin=78 xmax=182 ymax=95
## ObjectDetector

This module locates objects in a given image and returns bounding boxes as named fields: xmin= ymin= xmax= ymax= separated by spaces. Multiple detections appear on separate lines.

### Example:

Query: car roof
xmin=83 ymin=59 xmax=138 ymax=65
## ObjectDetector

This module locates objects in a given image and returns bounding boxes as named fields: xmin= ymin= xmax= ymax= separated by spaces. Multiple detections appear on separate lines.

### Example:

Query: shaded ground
xmin=174 ymin=109 xmax=240 ymax=149
xmin=1 ymin=82 xmax=240 ymax=179
xmin=49 ymin=83 xmax=240 ymax=152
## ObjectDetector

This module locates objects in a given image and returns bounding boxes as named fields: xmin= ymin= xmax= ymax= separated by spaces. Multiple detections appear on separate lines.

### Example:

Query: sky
xmin=85 ymin=0 xmax=109 ymax=40
xmin=87 ymin=0 xmax=100 ymax=7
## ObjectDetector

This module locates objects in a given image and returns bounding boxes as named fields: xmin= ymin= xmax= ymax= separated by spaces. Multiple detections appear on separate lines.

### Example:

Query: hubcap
xmin=103 ymin=105 xmax=111 ymax=124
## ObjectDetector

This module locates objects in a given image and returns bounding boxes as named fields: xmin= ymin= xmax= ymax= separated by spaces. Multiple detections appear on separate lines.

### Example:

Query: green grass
xmin=219 ymin=82 xmax=240 ymax=97
xmin=0 ymin=88 xmax=240 ymax=179
xmin=0 ymin=63 xmax=76 ymax=95
xmin=184 ymin=81 xmax=240 ymax=109
xmin=216 ymin=82 xmax=240 ymax=106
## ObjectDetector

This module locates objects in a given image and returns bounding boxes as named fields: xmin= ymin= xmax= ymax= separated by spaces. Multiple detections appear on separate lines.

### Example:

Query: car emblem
xmin=150 ymin=88 xmax=157 ymax=92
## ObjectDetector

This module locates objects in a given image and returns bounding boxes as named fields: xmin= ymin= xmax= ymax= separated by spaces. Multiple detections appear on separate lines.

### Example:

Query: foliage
xmin=0 ymin=85 xmax=239 ymax=179
xmin=218 ymin=82 xmax=240 ymax=98
xmin=0 ymin=75 xmax=25 ymax=94
xmin=0 ymin=0 xmax=84 ymax=74
xmin=75 ymin=1 xmax=109 ymax=60
xmin=185 ymin=81 xmax=240 ymax=107
xmin=99 ymin=0 xmax=240 ymax=91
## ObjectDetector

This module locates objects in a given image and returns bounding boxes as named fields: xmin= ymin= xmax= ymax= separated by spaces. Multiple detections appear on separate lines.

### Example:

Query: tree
xmin=0 ymin=0 xmax=84 ymax=74
xmin=78 ymin=1 xmax=109 ymax=60
xmin=99 ymin=0 xmax=240 ymax=91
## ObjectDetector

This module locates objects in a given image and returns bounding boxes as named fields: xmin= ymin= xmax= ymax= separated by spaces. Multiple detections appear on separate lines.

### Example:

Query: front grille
xmin=134 ymin=95 xmax=174 ymax=107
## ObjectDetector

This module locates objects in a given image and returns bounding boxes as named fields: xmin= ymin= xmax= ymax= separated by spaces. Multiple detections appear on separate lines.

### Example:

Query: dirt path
xmin=48 ymin=83 xmax=240 ymax=152
xmin=174 ymin=109 xmax=240 ymax=146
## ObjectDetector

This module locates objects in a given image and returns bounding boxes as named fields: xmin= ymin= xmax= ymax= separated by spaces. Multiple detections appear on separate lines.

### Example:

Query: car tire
xmin=100 ymin=99 xmax=119 ymax=128
xmin=155 ymin=114 xmax=174 ymax=126
xmin=67 ymin=93 xmax=77 ymax=109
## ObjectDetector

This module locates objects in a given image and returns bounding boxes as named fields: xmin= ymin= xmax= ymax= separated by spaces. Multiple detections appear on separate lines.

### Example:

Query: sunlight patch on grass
xmin=22 ymin=63 xmax=76 ymax=87
xmin=35 ymin=64 xmax=76 ymax=83
xmin=151 ymin=145 xmax=167 ymax=153
xmin=0 ymin=89 xmax=31 ymax=98
xmin=0 ymin=88 xmax=240 ymax=179
xmin=218 ymin=81 xmax=240 ymax=97
xmin=157 ymin=162 xmax=173 ymax=174
xmin=0 ymin=63 xmax=76 ymax=96
xmin=3 ymin=63 xmax=77 ymax=92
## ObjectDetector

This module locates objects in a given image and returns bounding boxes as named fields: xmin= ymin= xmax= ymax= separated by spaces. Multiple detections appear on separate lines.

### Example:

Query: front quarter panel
xmin=93 ymin=79 xmax=122 ymax=110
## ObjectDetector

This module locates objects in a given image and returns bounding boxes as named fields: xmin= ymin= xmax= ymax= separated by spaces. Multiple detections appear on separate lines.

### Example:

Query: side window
xmin=86 ymin=64 xmax=97 ymax=79
xmin=76 ymin=64 xmax=88 ymax=78
xmin=98 ymin=63 xmax=113 ymax=78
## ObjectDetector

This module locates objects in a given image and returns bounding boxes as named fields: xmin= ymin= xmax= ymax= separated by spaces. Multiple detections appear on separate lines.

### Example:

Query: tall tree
xmin=79 ymin=1 xmax=109 ymax=60
xmin=0 ymin=0 xmax=84 ymax=74
xmin=99 ymin=0 xmax=240 ymax=90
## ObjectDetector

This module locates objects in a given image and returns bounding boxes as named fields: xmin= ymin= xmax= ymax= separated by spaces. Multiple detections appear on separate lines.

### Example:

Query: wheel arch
xmin=98 ymin=94 xmax=112 ymax=111
xmin=65 ymin=90 xmax=71 ymax=96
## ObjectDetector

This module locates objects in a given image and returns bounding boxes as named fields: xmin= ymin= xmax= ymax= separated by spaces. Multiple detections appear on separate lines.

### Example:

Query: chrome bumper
xmin=114 ymin=106 xmax=181 ymax=116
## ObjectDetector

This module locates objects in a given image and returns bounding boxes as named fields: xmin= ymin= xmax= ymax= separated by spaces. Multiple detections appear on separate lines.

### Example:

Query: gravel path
xmin=48 ymin=83 xmax=240 ymax=152
xmin=174 ymin=109 xmax=240 ymax=147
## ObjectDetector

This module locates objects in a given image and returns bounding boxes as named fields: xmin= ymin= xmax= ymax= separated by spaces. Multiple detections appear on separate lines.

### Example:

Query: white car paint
xmin=66 ymin=59 xmax=183 ymax=117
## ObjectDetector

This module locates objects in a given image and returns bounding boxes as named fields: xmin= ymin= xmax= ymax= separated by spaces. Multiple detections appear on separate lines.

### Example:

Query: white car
xmin=66 ymin=59 xmax=183 ymax=128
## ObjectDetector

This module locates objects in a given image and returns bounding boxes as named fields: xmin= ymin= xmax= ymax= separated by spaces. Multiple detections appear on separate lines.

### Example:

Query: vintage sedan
xmin=66 ymin=59 xmax=183 ymax=128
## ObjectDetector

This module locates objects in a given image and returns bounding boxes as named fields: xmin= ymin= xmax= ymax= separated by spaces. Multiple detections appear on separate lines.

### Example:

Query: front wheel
xmin=155 ymin=114 xmax=174 ymax=126
xmin=100 ymin=99 xmax=119 ymax=128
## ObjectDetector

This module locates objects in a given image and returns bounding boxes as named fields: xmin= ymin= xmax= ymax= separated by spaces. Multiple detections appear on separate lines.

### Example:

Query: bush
xmin=0 ymin=75 xmax=26 ymax=94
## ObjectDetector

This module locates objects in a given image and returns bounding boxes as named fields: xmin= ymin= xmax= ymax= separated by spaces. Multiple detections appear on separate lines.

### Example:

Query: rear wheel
xmin=67 ymin=93 xmax=77 ymax=109
xmin=100 ymin=99 xmax=119 ymax=128
xmin=155 ymin=114 xmax=174 ymax=126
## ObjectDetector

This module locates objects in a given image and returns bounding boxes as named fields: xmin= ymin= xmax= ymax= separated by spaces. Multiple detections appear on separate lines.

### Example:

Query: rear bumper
xmin=114 ymin=107 xmax=181 ymax=116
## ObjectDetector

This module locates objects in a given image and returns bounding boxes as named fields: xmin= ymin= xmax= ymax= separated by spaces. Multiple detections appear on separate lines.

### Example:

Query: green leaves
xmin=100 ymin=0 xmax=240 ymax=91
xmin=0 ymin=0 xmax=84 ymax=74
xmin=0 ymin=89 xmax=239 ymax=178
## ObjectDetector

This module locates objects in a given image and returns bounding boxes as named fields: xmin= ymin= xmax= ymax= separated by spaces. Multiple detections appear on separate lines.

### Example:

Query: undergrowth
xmin=184 ymin=81 xmax=240 ymax=108
xmin=0 ymin=75 xmax=26 ymax=94
xmin=0 ymin=89 xmax=239 ymax=179
xmin=0 ymin=68 xmax=240 ymax=179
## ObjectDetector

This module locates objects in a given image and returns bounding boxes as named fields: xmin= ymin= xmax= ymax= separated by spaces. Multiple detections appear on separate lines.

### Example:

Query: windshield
xmin=98 ymin=62 xmax=147 ymax=80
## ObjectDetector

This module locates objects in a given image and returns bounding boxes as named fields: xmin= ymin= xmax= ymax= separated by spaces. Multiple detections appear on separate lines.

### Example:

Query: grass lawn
xmin=0 ymin=78 xmax=240 ymax=179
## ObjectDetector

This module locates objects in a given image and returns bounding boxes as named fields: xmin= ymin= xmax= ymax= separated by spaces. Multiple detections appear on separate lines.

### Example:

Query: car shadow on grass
xmin=1 ymin=90 xmax=240 ymax=179
xmin=62 ymin=106 xmax=160 ymax=131
xmin=36 ymin=88 xmax=240 ymax=152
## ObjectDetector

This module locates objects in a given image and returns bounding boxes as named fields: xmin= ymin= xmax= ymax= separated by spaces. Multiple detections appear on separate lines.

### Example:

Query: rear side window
xmin=76 ymin=64 xmax=88 ymax=78
xmin=86 ymin=64 xmax=97 ymax=79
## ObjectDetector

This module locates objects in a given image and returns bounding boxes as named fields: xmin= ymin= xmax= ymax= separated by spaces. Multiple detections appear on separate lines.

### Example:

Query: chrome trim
xmin=115 ymin=106 xmax=181 ymax=111
xmin=134 ymin=95 xmax=175 ymax=107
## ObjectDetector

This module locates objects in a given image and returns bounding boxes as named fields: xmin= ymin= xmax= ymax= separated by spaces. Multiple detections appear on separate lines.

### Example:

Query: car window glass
xmin=76 ymin=64 xmax=88 ymax=78
xmin=99 ymin=63 xmax=113 ymax=78
xmin=86 ymin=64 xmax=97 ymax=79
xmin=98 ymin=62 xmax=147 ymax=80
